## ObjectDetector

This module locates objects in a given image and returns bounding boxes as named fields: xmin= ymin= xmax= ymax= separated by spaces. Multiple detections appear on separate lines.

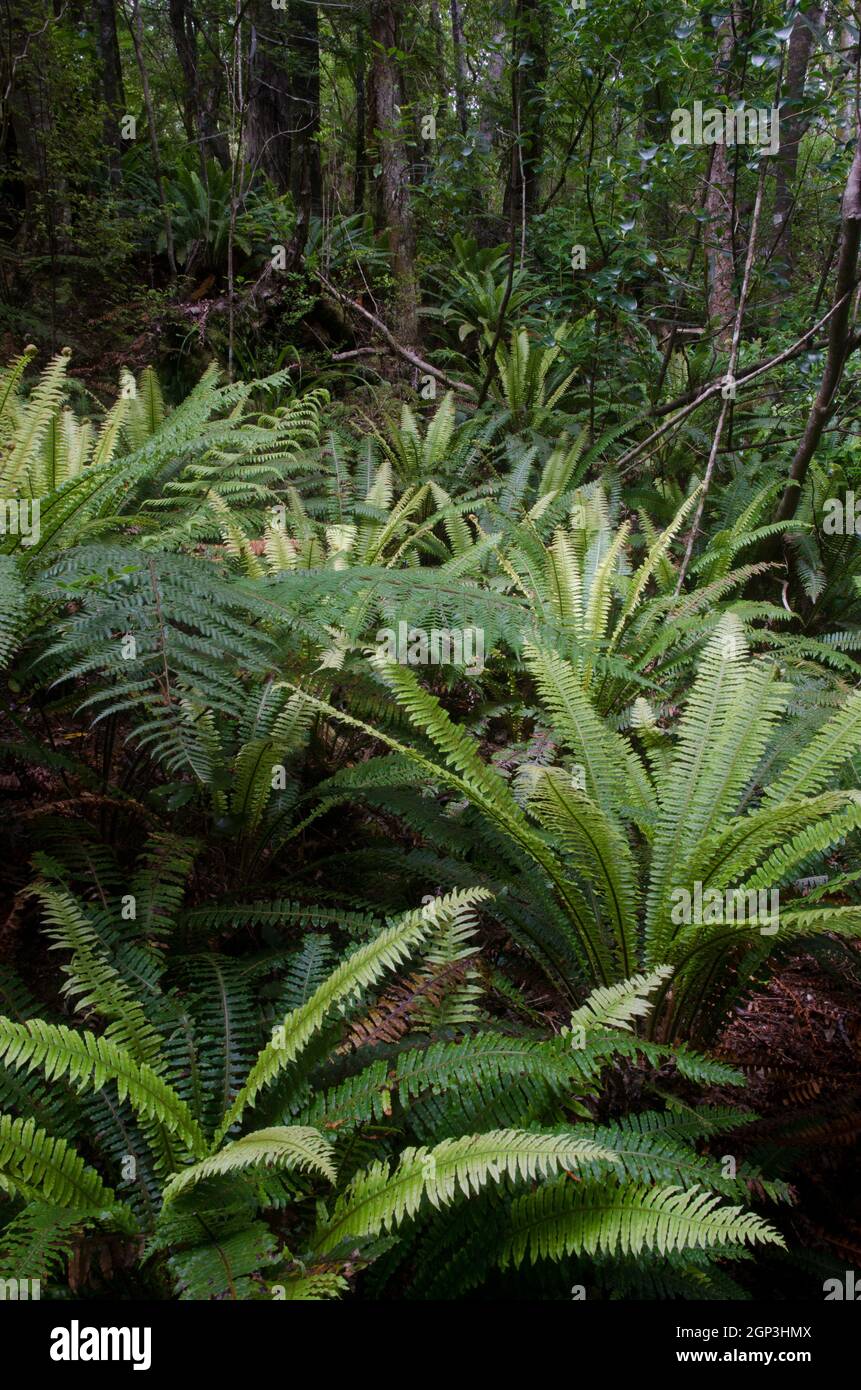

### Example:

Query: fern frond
xmin=0 ymin=1113 xmax=121 ymax=1212
xmin=568 ymin=967 xmax=674 ymax=1033
xmin=216 ymin=890 xmax=490 ymax=1141
xmin=163 ymin=1127 xmax=336 ymax=1203
xmin=314 ymin=1130 xmax=618 ymax=1253
xmin=0 ymin=1018 xmax=207 ymax=1158
xmin=500 ymin=1179 xmax=784 ymax=1266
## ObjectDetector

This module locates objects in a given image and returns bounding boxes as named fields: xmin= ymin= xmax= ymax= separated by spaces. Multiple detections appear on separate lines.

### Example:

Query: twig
xmin=317 ymin=273 xmax=476 ymax=396
xmin=674 ymin=159 xmax=768 ymax=595
xmin=331 ymin=347 xmax=389 ymax=361
xmin=617 ymin=292 xmax=856 ymax=476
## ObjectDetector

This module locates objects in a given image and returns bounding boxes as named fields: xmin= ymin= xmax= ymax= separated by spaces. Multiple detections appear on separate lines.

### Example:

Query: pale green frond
xmin=422 ymin=391 xmax=456 ymax=469
xmin=2 ymin=348 xmax=72 ymax=493
xmin=525 ymin=767 xmax=639 ymax=976
xmin=691 ymin=791 xmax=861 ymax=896
xmin=0 ymin=1017 xmax=207 ymax=1158
xmin=27 ymin=881 xmax=165 ymax=1070
xmin=0 ymin=554 xmax=27 ymax=669
xmin=567 ymin=967 xmax=674 ymax=1034
xmin=89 ymin=392 xmax=131 ymax=468
xmin=764 ymin=689 xmax=861 ymax=804
xmin=274 ymin=1271 xmax=349 ymax=1300
xmin=215 ymin=889 xmax=490 ymax=1141
xmin=522 ymin=642 xmax=655 ymax=818
xmin=608 ymin=484 xmax=703 ymax=653
xmin=646 ymin=615 xmax=751 ymax=948
xmin=162 ymin=1126 xmax=336 ymax=1203
xmin=545 ymin=528 xmax=584 ymax=634
xmin=584 ymin=520 xmax=630 ymax=652
xmin=313 ymin=1130 xmax=618 ymax=1254
xmin=0 ymin=1113 xmax=121 ymax=1213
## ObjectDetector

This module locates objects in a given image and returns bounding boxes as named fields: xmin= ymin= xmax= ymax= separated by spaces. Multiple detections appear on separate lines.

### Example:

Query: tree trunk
xmin=197 ymin=15 xmax=230 ymax=168
xmin=772 ymin=5 xmax=821 ymax=271
xmin=703 ymin=10 xmax=738 ymax=349
xmin=368 ymin=0 xmax=419 ymax=343
xmin=168 ymin=0 xmax=198 ymax=144
xmin=167 ymin=0 xmax=229 ymax=170
xmin=774 ymin=139 xmax=861 ymax=524
xmin=477 ymin=20 xmax=507 ymax=153
xmin=354 ymin=22 xmax=367 ymax=213
xmin=94 ymin=0 xmax=125 ymax=185
xmin=1 ymin=4 xmax=44 ymax=241
xmin=127 ymin=0 xmax=176 ymax=273
xmin=450 ymin=0 xmax=468 ymax=136
xmin=504 ymin=0 xmax=547 ymax=224
xmin=288 ymin=0 xmax=322 ymax=222
xmin=246 ymin=0 xmax=293 ymax=191
xmin=839 ymin=21 xmax=859 ymax=145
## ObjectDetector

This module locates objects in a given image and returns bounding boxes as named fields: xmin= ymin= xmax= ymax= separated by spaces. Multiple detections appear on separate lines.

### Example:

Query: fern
xmin=0 ymin=1113 xmax=120 ymax=1212
xmin=162 ymin=1127 xmax=337 ymax=1203
xmin=216 ymin=889 xmax=490 ymax=1139
xmin=0 ymin=1018 xmax=207 ymax=1157
xmin=313 ymin=1130 xmax=618 ymax=1254
xmin=500 ymin=1180 xmax=784 ymax=1267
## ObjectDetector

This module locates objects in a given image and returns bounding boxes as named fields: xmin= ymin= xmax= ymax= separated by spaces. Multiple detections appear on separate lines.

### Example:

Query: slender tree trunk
xmin=368 ymin=0 xmax=419 ymax=343
xmin=94 ymin=0 xmax=125 ymax=185
xmin=504 ymin=0 xmax=547 ymax=223
xmin=126 ymin=0 xmax=176 ymax=273
xmin=703 ymin=9 xmax=738 ymax=350
xmin=288 ymin=0 xmax=322 ymax=222
xmin=772 ymin=4 xmax=821 ymax=271
xmin=774 ymin=139 xmax=861 ymax=524
xmin=354 ymin=23 xmax=366 ymax=213
xmin=427 ymin=0 xmax=447 ymax=169
xmin=450 ymin=0 xmax=468 ymax=136
xmin=840 ymin=21 xmax=859 ymax=145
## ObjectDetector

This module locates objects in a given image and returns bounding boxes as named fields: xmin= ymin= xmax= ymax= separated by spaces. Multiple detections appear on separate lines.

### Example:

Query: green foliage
xmin=294 ymin=614 xmax=861 ymax=1038
xmin=4 ymin=0 xmax=861 ymax=1310
xmin=160 ymin=159 xmax=295 ymax=274
xmin=0 ymin=871 xmax=785 ymax=1300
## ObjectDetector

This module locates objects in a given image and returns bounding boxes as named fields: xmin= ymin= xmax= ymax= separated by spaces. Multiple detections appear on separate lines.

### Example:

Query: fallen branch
xmin=317 ymin=273 xmax=477 ymax=396
xmin=331 ymin=347 xmax=390 ymax=361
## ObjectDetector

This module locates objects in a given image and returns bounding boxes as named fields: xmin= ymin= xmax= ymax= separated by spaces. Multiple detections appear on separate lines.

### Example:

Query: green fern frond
xmin=314 ymin=1130 xmax=618 ymax=1254
xmin=500 ymin=1179 xmax=784 ymax=1267
xmin=0 ymin=1113 xmax=122 ymax=1212
xmin=0 ymin=1017 xmax=207 ymax=1158
xmin=163 ymin=1127 xmax=336 ymax=1203
xmin=216 ymin=889 xmax=490 ymax=1141
xmin=567 ymin=967 xmax=674 ymax=1034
